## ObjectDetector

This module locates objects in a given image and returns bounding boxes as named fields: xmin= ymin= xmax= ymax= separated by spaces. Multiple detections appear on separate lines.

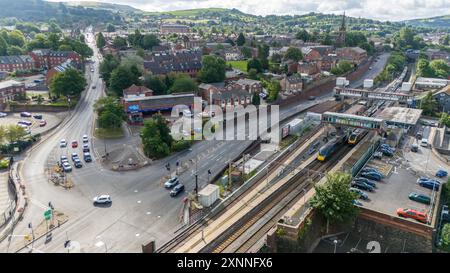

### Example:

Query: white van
xmin=183 ymin=109 xmax=192 ymax=117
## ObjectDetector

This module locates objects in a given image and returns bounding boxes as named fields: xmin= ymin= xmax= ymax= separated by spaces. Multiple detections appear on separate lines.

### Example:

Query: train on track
xmin=317 ymin=135 xmax=346 ymax=161
xmin=348 ymin=129 xmax=368 ymax=145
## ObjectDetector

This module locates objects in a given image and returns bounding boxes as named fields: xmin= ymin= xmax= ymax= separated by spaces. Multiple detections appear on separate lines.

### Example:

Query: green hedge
xmin=171 ymin=140 xmax=192 ymax=152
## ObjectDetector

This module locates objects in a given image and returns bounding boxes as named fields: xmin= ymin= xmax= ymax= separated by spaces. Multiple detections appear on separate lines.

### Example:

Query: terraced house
xmin=0 ymin=55 xmax=35 ymax=73
xmin=143 ymin=50 xmax=202 ymax=77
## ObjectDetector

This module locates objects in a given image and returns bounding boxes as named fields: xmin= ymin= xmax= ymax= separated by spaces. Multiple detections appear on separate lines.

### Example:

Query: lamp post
xmin=333 ymin=239 xmax=338 ymax=254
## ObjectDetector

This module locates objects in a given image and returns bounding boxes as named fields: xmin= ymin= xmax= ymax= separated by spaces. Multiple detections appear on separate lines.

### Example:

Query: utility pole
xmin=228 ymin=159 xmax=232 ymax=190
xmin=194 ymin=159 xmax=198 ymax=196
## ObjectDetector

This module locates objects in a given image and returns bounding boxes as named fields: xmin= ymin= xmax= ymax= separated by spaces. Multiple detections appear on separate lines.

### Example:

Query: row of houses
xmin=0 ymin=50 xmax=81 ymax=73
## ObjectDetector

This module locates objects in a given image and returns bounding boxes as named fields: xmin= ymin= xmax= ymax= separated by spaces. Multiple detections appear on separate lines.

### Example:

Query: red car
xmin=397 ymin=208 xmax=428 ymax=223
xmin=71 ymin=141 xmax=78 ymax=148
xmin=39 ymin=120 xmax=47 ymax=127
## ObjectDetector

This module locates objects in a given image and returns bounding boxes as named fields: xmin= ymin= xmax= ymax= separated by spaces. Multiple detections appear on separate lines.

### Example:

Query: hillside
xmin=65 ymin=1 xmax=140 ymax=13
xmin=404 ymin=15 xmax=450 ymax=30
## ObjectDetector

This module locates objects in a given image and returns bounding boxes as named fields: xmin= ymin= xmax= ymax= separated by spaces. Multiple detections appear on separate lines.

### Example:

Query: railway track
xmin=201 ymin=144 xmax=353 ymax=253
xmin=156 ymin=126 xmax=323 ymax=253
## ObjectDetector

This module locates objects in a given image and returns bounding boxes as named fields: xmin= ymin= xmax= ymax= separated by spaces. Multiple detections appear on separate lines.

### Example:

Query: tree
xmin=169 ymin=76 xmax=198 ymax=93
xmin=58 ymin=44 xmax=73 ymax=51
xmin=420 ymin=91 xmax=438 ymax=116
xmin=247 ymin=58 xmax=263 ymax=73
xmin=331 ymin=60 xmax=353 ymax=75
xmin=252 ymin=94 xmax=260 ymax=105
xmin=47 ymin=33 xmax=61 ymax=50
xmin=296 ymin=29 xmax=310 ymax=42
xmin=417 ymin=58 xmax=433 ymax=77
xmin=257 ymin=44 xmax=270 ymax=70
xmin=49 ymin=22 xmax=61 ymax=33
xmin=98 ymin=110 xmax=122 ymax=129
xmin=49 ymin=68 xmax=86 ymax=97
xmin=199 ymin=55 xmax=226 ymax=83
xmin=100 ymin=54 xmax=120 ymax=85
xmin=0 ymin=36 xmax=7 ymax=56
xmin=144 ymin=75 xmax=167 ymax=95
xmin=309 ymin=172 xmax=359 ymax=233
xmin=109 ymin=65 xmax=140 ymax=96
xmin=267 ymin=80 xmax=281 ymax=102
xmin=429 ymin=60 xmax=450 ymax=79
xmin=441 ymin=223 xmax=450 ymax=251
xmin=106 ymin=24 xmax=116 ymax=33
xmin=5 ymin=125 xmax=27 ymax=143
xmin=284 ymin=47 xmax=303 ymax=62
xmin=8 ymin=30 xmax=25 ymax=47
xmin=112 ymin=36 xmax=127 ymax=49
xmin=248 ymin=68 xmax=258 ymax=80
xmin=96 ymin=32 xmax=106 ymax=49
xmin=36 ymin=95 xmax=44 ymax=105
xmin=142 ymin=34 xmax=160 ymax=50
xmin=94 ymin=96 xmax=124 ymax=117
xmin=140 ymin=114 xmax=173 ymax=159
xmin=7 ymin=45 xmax=23 ymax=55
xmin=236 ymin=32 xmax=246 ymax=46
xmin=442 ymin=35 xmax=450 ymax=46
xmin=240 ymin=46 xmax=252 ymax=59
xmin=440 ymin=113 xmax=450 ymax=127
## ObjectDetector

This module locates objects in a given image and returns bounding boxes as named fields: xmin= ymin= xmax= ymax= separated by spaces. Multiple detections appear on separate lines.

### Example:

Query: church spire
xmin=337 ymin=12 xmax=347 ymax=47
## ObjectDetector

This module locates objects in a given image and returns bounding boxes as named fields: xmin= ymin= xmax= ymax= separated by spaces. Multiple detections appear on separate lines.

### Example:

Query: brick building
xmin=0 ymin=55 xmax=35 ymax=73
xmin=29 ymin=49 xmax=82 ymax=70
xmin=0 ymin=80 xmax=26 ymax=105
xmin=143 ymin=50 xmax=202 ymax=76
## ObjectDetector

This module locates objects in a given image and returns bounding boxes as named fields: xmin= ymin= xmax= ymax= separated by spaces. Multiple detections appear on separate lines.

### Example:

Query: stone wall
xmin=9 ymin=104 xmax=69 ymax=112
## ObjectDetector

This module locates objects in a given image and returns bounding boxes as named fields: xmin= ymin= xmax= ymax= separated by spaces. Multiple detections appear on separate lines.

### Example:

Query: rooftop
xmin=376 ymin=107 xmax=423 ymax=126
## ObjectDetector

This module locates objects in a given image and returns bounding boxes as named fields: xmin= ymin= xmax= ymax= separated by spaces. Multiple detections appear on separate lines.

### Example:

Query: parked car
xmin=352 ymin=200 xmax=363 ymax=206
xmin=362 ymin=167 xmax=383 ymax=177
xmin=60 ymin=139 xmax=67 ymax=148
xmin=82 ymin=144 xmax=90 ymax=152
xmin=92 ymin=86 xmax=96 ymax=89
xmin=351 ymin=181 xmax=374 ymax=192
xmin=360 ymin=171 xmax=382 ymax=181
xmin=381 ymin=144 xmax=395 ymax=152
xmin=408 ymin=193 xmax=431 ymax=205
xmin=18 ymin=120 xmax=32 ymax=126
xmin=62 ymin=162 xmax=72 ymax=172
xmin=373 ymin=151 xmax=382 ymax=159
xmin=349 ymin=187 xmax=369 ymax=200
xmin=164 ymin=177 xmax=179 ymax=189
xmin=83 ymin=152 xmax=92 ymax=162
xmin=396 ymin=208 xmax=427 ymax=223
xmin=416 ymin=177 xmax=440 ymax=185
xmin=71 ymin=153 xmax=79 ymax=161
xmin=308 ymin=96 xmax=316 ymax=100
xmin=442 ymin=205 xmax=450 ymax=222
xmin=39 ymin=120 xmax=47 ymax=127
xmin=20 ymin=112 xmax=32 ymax=117
xmin=411 ymin=144 xmax=419 ymax=152
xmin=436 ymin=169 xmax=448 ymax=178
xmin=82 ymin=134 xmax=89 ymax=143
xmin=93 ymin=195 xmax=111 ymax=204
xmin=354 ymin=177 xmax=377 ymax=188
xmin=73 ymin=158 xmax=82 ymax=168
xmin=60 ymin=155 xmax=68 ymax=163
xmin=71 ymin=141 xmax=78 ymax=148
xmin=380 ymin=148 xmax=393 ymax=157
xmin=170 ymin=184 xmax=185 ymax=197
xmin=33 ymin=114 xmax=42 ymax=119
xmin=0 ymin=112 xmax=8 ymax=117
xmin=418 ymin=180 xmax=440 ymax=190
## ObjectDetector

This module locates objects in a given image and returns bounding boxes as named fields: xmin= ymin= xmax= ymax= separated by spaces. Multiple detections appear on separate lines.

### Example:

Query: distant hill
xmin=65 ymin=1 xmax=140 ymax=13
xmin=403 ymin=15 xmax=450 ymax=30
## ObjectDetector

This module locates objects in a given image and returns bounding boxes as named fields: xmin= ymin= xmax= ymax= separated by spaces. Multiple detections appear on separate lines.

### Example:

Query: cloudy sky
xmin=52 ymin=0 xmax=450 ymax=21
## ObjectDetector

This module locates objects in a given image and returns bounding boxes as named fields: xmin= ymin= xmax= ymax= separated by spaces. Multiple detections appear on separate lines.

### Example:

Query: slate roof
xmin=143 ymin=50 xmax=202 ymax=75
xmin=0 ymin=55 xmax=34 ymax=64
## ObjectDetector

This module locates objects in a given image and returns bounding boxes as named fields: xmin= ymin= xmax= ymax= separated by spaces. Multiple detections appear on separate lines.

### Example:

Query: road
xmin=349 ymin=53 xmax=390 ymax=89
xmin=0 ymin=45 xmax=390 ymax=253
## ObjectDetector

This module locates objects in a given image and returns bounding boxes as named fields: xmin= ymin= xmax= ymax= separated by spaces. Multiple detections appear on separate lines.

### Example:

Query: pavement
xmin=0 ymin=169 xmax=14 ymax=228
xmin=0 ymin=37 xmax=391 ymax=253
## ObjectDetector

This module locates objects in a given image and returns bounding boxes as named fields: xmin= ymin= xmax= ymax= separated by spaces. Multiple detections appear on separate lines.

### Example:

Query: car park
xmin=83 ymin=152 xmax=92 ymax=162
xmin=93 ymin=195 xmax=111 ymax=204
xmin=351 ymin=180 xmax=374 ymax=192
xmin=170 ymin=184 xmax=185 ymax=197
xmin=354 ymin=177 xmax=377 ymax=188
xmin=62 ymin=162 xmax=72 ymax=172
xmin=60 ymin=139 xmax=67 ymax=148
xmin=436 ymin=169 xmax=448 ymax=178
xmin=82 ymin=134 xmax=89 ymax=143
xmin=71 ymin=141 xmax=78 ymax=148
xmin=408 ymin=193 xmax=431 ymax=205
xmin=82 ymin=144 xmax=90 ymax=152
xmin=73 ymin=158 xmax=82 ymax=168
xmin=396 ymin=208 xmax=427 ymax=223
xmin=20 ymin=112 xmax=32 ymax=117
xmin=164 ymin=177 xmax=179 ymax=189
xmin=349 ymin=188 xmax=369 ymax=200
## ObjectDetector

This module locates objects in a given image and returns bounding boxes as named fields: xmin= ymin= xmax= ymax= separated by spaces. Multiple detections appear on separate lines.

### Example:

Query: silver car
xmin=93 ymin=195 xmax=112 ymax=204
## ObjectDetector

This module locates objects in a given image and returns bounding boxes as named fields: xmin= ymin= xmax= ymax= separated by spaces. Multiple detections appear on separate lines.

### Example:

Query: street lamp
xmin=333 ymin=240 xmax=338 ymax=254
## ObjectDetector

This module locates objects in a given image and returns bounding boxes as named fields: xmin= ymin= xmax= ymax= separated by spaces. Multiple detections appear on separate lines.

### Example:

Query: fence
xmin=0 ymin=158 xmax=18 ymax=229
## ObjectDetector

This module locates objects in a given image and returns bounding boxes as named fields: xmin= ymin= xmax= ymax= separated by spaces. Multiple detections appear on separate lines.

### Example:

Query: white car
xmin=60 ymin=139 xmax=67 ymax=148
xmin=62 ymin=162 xmax=72 ymax=172
xmin=82 ymin=134 xmax=89 ymax=143
xmin=0 ymin=112 xmax=7 ymax=117
xmin=93 ymin=195 xmax=112 ymax=204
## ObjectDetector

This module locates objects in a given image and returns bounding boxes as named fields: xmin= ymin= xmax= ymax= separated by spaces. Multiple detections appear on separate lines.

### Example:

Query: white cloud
xmin=53 ymin=0 xmax=450 ymax=21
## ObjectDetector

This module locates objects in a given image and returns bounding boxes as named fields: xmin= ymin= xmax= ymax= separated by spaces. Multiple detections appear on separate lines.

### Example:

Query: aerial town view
xmin=0 ymin=0 xmax=449 ymax=262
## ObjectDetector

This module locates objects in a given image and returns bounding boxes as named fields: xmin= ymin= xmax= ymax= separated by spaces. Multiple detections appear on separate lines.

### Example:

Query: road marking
xmin=135 ymin=233 xmax=140 ymax=237
xmin=137 ymin=200 xmax=141 ymax=204
xmin=146 ymin=211 xmax=151 ymax=215
xmin=29 ymin=198 xmax=49 ymax=210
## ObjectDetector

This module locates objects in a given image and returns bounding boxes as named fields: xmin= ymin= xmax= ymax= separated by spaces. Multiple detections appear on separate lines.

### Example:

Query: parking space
xmin=0 ymin=112 xmax=63 ymax=136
